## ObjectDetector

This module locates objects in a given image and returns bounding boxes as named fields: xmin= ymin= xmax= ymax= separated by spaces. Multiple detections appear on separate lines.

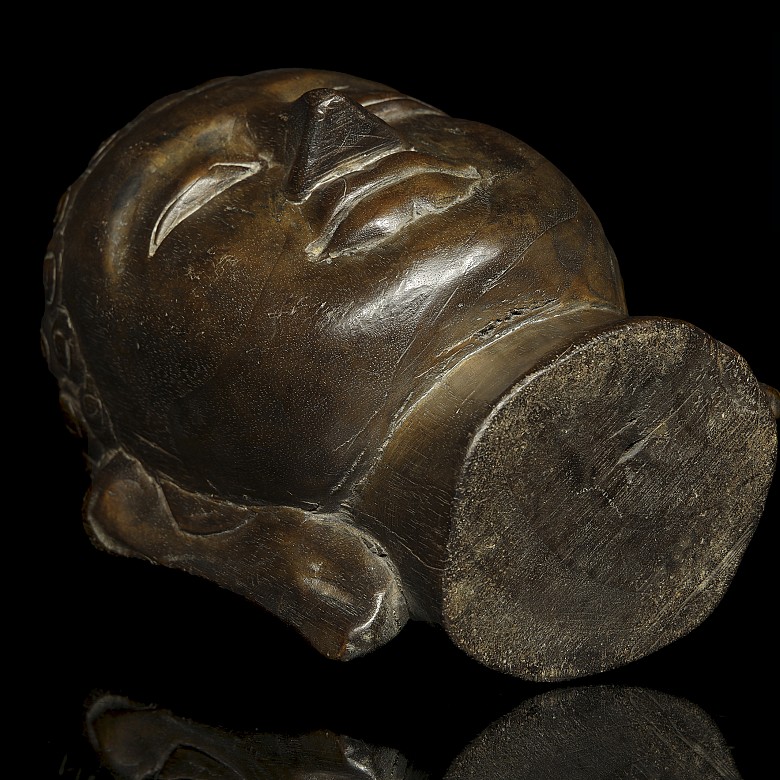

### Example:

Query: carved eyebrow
xmin=149 ymin=161 xmax=262 ymax=257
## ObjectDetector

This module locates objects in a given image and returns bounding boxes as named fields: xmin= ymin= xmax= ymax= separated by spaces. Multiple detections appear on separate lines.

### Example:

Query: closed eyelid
xmin=149 ymin=161 xmax=262 ymax=257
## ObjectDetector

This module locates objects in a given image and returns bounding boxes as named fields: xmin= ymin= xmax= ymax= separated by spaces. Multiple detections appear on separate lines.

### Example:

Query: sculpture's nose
xmin=284 ymin=88 xmax=407 ymax=202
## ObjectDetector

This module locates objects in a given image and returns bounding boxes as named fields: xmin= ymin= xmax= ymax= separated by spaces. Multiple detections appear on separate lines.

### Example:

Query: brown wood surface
xmin=41 ymin=69 xmax=777 ymax=681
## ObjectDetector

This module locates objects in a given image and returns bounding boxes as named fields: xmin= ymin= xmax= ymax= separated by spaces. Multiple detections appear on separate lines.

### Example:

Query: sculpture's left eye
xmin=149 ymin=161 xmax=262 ymax=257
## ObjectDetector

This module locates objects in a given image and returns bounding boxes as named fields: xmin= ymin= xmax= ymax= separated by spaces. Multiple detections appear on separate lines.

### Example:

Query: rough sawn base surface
xmin=445 ymin=318 xmax=777 ymax=680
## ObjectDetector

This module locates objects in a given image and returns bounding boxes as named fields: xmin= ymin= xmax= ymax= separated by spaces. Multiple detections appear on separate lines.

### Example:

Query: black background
xmin=27 ymin=20 xmax=775 ymax=778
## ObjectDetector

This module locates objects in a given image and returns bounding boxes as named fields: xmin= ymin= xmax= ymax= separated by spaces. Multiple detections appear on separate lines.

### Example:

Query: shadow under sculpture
xmin=42 ymin=69 xmax=778 ymax=680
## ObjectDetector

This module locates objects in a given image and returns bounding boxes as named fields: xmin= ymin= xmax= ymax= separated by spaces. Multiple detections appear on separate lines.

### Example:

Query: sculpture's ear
xmin=85 ymin=449 xmax=174 ymax=561
xmin=85 ymin=450 xmax=409 ymax=660
xmin=85 ymin=450 xmax=262 ymax=560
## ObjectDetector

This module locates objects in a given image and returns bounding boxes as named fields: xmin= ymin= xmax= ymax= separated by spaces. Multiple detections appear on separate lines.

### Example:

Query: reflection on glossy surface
xmin=85 ymin=686 xmax=740 ymax=779
xmin=448 ymin=686 xmax=741 ymax=779
xmin=87 ymin=695 xmax=421 ymax=780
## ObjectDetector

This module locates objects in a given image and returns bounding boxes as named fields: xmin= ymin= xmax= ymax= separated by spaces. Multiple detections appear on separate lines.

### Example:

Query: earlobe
xmin=85 ymin=449 xmax=170 ymax=560
xmin=85 ymin=449 xmax=409 ymax=660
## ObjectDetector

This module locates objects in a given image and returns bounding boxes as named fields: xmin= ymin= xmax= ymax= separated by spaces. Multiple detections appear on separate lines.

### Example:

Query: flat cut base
xmin=444 ymin=317 xmax=776 ymax=680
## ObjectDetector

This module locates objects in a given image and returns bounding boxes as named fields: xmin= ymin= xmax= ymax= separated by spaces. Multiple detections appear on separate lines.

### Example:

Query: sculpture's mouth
xmin=281 ymin=87 xmax=480 ymax=261
xmin=304 ymin=150 xmax=480 ymax=260
xmin=351 ymin=90 xmax=448 ymax=124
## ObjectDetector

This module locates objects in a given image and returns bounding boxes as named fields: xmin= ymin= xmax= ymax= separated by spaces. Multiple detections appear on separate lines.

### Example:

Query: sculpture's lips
xmin=356 ymin=92 xmax=447 ymax=123
xmin=305 ymin=151 xmax=480 ymax=259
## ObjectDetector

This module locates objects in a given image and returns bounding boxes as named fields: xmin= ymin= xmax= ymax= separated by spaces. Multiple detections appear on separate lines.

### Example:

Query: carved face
xmin=55 ymin=69 xmax=624 ymax=506
xmin=45 ymin=69 xmax=777 ymax=682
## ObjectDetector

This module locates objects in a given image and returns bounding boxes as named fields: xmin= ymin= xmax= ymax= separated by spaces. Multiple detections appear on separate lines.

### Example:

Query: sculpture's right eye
xmin=149 ymin=161 xmax=262 ymax=257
